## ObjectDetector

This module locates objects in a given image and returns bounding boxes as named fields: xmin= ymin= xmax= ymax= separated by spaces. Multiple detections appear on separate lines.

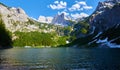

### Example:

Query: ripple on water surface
xmin=0 ymin=48 xmax=120 ymax=70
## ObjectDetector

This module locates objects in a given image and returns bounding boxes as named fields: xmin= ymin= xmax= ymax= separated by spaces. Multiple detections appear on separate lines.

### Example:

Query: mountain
xmin=0 ymin=2 xmax=75 ymax=48
xmin=88 ymin=0 xmax=120 ymax=48
xmin=68 ymin=0 xmax=120 ymax=48
xmin=0 ymin=3 xmax=54 ymax=33
xmin=52 ymin=13 xmax=72 ymax=26
xmin=1 ymin=1 xmax=119 ymax=48
xmin=0 ymin=2 xmax=74 ymax=35
xmin=0 ymin=3 xmax=32 ymax=32
xmin=89 ymin=0 xmax=120 ymax=32
xmin=38 ymin=13 xmax=76 ymax=27
xmin=0 ymin=3 xmax=46 ymax=32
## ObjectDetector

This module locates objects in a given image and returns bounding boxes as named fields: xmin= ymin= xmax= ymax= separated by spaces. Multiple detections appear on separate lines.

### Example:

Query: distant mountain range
xmin=0 ymin=3 xmax=70 ymax=33
xmin=38 ymin=13 xmax=72 ymax=26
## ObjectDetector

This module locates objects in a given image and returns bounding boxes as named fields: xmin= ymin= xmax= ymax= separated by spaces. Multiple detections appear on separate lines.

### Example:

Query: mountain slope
xmin=0 ymin=3 xmax=30 ymax=32
xmin=88 ymin=0 xmax=120 ymax=47
xmin=0 ymin=3 xmax=74 ymax=47
xmin=69 ymin=0 xmax=120 ymax=48
xmin=89 ymin=0 xmax=120 ymax=32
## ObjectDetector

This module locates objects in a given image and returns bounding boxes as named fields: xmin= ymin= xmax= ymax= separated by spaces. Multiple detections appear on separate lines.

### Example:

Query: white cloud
xmin=69 ymin=1 xmax=93 ymax=11
xmin=54 ymin=1 xmax=59 ymax=4
xmin=77 ymin=1 xmax=87 ymax=5
xmin=49 ymin=1 xmax=67 ymax=10
xmin=69 ymin=3 xmax=81 ymax=11
xmin=38 ymin=16 xmax=46 ymax=22
xmin=71 ymin=12 xmax=89 ymax=19
xmin=38 ymin=16 xmax=53 ymax=23
xmin=83 ymin=5 xmax=93 ymax=10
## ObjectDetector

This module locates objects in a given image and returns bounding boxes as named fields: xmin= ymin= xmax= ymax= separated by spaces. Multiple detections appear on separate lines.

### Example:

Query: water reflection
xmin=0 ymin=48 xmax=120 ymax=70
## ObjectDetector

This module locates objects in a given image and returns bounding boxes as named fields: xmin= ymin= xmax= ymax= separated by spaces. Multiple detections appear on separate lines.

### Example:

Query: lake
xmin=0 ymin=48 xmax=120 ymax=70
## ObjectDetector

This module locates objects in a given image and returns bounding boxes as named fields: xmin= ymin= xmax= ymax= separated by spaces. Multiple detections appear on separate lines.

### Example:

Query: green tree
xmin=0 ymin=19 xmax=12 ymax=48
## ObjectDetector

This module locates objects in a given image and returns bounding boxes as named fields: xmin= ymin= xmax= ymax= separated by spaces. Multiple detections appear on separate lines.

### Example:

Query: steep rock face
xmin=0 ymin=3 xmax=40 ymax=32
xmin=89 ymin=0 xmax=120 ymax=32
xmin=52 ymin=13 xmax=71 ymax=26
xmin=88 ymin=0 xmax=120 ymax=47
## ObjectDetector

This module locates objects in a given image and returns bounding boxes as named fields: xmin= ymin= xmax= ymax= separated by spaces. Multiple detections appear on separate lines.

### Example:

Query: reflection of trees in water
xmin=0 ymin=19 xmax=12 ymax=48
xmin=0 ymin=53 xmax=3 ymax=69
xmin=0 ymin=52 xmax=2 ymax=65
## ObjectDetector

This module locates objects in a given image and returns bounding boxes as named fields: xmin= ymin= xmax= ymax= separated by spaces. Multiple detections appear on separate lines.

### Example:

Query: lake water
xmin=0 ymin=48 xmax=120 ymax=70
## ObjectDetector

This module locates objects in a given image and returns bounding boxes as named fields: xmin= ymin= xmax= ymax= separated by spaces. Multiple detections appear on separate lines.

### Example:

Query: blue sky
xmin=0 ymin=0 xmax=105 ymax=19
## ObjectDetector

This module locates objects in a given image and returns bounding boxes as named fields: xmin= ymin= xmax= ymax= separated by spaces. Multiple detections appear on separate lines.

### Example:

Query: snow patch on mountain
xmin=96 ymin=37 xmax=120 ymax=48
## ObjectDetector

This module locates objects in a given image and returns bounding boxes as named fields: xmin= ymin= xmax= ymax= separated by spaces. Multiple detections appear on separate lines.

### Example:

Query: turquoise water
xmin=0 ymin=48 xmax=120 ymax=70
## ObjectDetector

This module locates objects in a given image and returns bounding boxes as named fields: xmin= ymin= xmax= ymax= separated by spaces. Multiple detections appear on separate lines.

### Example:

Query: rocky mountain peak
xmin=60 ymin=13 xmax=65 ymax=18
xmin=52 ymin=13 xmax=71 ymax=26
xmin=94 ymin=0 xmax=120 ymax=13
xmin=15 ymin=7 xmax=26 ymax=14
xmin=54 ymin=13 xmax=66 ymax=20
xmin=89 ymin=0 xmax=120 ymax=32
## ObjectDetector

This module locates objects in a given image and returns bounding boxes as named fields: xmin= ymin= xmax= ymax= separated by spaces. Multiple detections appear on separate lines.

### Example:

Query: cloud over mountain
xmin=38 ymin=16 xmax=53 ymax=23
xmin=69 ymin=1 xmax=93 ymax=11
xmin=71 ymin=13 xmax=89 ymax=19
xmin=47 ymin=0 xmax=93 ymax=19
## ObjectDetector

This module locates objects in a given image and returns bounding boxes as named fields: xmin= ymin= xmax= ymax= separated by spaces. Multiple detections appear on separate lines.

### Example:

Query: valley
xmin=0 ymin=0 xmax=120 ymax=48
